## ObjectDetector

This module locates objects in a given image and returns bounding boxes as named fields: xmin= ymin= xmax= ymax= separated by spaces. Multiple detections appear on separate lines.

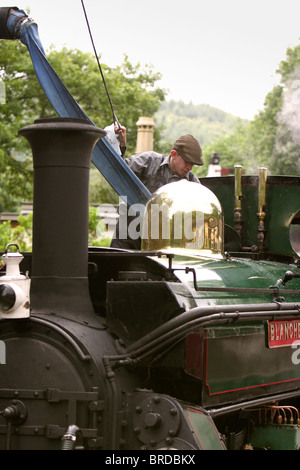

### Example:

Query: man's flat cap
xmin=173 ymin=134 xmax=203 ymax=165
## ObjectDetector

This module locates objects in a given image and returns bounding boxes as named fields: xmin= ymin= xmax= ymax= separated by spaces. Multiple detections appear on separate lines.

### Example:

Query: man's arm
xmin=114 ymin=125 xmax=127 ymax=157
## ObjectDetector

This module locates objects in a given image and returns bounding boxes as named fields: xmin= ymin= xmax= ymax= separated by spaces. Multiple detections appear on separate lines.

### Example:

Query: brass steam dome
xmin=141 ymin=180 xmax=224 ymax=258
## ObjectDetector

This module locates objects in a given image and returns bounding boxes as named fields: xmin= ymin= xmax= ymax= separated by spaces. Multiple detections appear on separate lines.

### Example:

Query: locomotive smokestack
xmin=19 ymin=118 xmax=105 ymax=317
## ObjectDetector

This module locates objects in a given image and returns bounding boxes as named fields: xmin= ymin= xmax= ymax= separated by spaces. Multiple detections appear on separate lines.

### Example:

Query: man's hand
xmin=114 ymin=125 xmax=127 ymax=147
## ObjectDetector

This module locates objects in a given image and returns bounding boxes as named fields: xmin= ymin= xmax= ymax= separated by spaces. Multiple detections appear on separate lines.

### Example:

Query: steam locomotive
xmin=0 ymin=117 xmax=300 ymax=451
xmin=1 ymin=6 xmax=300 ymax=453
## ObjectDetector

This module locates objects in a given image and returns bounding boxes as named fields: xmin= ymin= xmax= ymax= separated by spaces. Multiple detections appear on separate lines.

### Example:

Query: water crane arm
xmin=0 ymin=7 xmax=151 ymax=207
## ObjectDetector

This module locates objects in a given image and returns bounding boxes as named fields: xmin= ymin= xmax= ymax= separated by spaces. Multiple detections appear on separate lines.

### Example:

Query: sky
xmin=1 ymin=0 xmax=300 ymax=120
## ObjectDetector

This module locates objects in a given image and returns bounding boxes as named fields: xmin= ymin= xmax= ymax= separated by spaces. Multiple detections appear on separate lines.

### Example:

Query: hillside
xmin=154 ymin=99 xmax=246 ymax=146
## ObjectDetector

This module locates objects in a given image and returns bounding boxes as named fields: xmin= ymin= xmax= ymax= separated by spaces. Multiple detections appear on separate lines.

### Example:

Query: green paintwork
xmin=182 ymin=406 xmax=226 ymax=450
xmin=155 ymin=253 xmax=300 ymax=407
xmin=201 ymin=175 xmax=300 ymax=258
xmin=204 ymin=322 xmax=300 ymax=394
xmin=249 ymin=425 xmax=300 ymax=450
xmin=168 ymin=254 xmax=300 ymax=306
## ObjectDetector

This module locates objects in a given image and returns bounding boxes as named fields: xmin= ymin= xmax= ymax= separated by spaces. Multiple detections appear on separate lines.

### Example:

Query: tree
xmin=0 ymin=207 xmax=112 ymax=252
xmin=199 ymin=116 xmax=267 ymax=177
xmin=0 ymin=212 xmax=32 ymax=252
xmin=155 ymin=99 xmax=243 ymax=147
xmin=203 ymin=41 xmax=300 ymax=177
xmin=269 ymin=45 xmax=300 ymax=175
xmin=0 ymin=41 xmax=167 ymax=211
xmin=0 ymin=40 xmax=37 ymax=212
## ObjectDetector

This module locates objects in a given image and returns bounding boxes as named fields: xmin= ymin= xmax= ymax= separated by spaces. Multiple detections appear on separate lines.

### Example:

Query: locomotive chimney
xmin=18 ymin=118 xmax=105 ymax=317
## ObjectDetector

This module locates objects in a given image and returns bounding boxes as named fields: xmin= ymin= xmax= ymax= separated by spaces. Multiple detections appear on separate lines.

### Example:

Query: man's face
xmin=170 ymin=150 xmax=194 ymax=176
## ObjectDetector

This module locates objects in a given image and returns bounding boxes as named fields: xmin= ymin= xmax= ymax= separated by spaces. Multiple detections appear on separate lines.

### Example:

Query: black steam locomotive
xmin=1 ymin=117 xmax=300 ymax=451
xmin=1 ymin=6 xmax=300 ymax=452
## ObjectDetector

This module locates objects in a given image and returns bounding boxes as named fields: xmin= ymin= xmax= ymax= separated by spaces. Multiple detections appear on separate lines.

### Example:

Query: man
xmin=110 ymin=129 xmax=203 ymax=249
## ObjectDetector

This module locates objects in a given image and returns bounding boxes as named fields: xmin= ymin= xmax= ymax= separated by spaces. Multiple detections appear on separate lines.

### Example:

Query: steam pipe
xmin=102 ymin=302 xmax=300 ymax=394
xmin=128 ymin=309 xmax=300 ymax=363
xmin=102 ymin=301 xmax=300 ymax=374
xmin=125 ymin=301 xmax=300 ymax=357
xmin=0 ymin=7 xmax=16 ymax=39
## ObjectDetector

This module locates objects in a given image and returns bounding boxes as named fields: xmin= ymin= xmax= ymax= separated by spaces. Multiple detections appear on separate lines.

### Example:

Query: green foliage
xmin=88 ymin=205 xmax=111 ymax=247
xmin=0 ymin=207 xmax=112 ymax=252
xmin=2 ymin=32 xmax=300 ymax=220
xmin=0 ymin=212 xmax=32 ymax=252
xmin=89 ymin=169 xmax=119 ymax=205
xmin=196 ymin=121 xmax=252 ymax=177
xmin=0 ymin=40 xmax=36 ymax=212
xmin=198 ymin=86 xmax=284 ymax=176
xmin=268 ymin=45 xmax=300 ymax=175
xmin=199 ymin=41 xmax=300 ymax=176
xmin=46 ymin=50 xmax=166 ymax=156
xmin=0 ymin=42 xmax=167 ymax=211
xmin=277 ymin=44 xmax=300 ymax=83
xmin=155 ymin=100 xmax=245 ymax=147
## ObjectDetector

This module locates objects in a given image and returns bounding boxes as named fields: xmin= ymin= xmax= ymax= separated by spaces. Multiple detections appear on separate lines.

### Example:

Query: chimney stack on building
xmin=136 ymin=117 xmax=155 ymax=153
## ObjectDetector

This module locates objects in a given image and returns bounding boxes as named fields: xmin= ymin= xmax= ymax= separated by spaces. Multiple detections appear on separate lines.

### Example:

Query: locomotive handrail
xmin=208 ymin=389 xmax=300 ymax=418
xmin=175 ymin=267 xmax=300 ymax=297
